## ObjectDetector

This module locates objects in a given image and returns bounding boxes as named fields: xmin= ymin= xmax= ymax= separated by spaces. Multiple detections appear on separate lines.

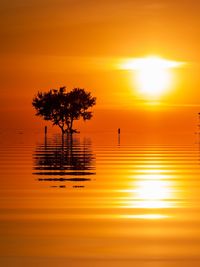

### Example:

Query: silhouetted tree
xmin=32 ymin=87 xmax=96 ymax=134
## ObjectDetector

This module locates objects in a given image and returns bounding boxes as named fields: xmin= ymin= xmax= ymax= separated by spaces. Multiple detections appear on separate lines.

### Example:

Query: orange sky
xmin=1 ymin=0 xmax=200 ymax=135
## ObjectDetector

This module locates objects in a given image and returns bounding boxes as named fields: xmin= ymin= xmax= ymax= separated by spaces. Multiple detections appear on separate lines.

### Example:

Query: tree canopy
xmin=32 ymin=87 xmax=96 ymax=134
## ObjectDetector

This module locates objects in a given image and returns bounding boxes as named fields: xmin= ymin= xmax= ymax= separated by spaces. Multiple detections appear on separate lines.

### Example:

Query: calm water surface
xmin=1 ymin=130 xmax=200 ymax=267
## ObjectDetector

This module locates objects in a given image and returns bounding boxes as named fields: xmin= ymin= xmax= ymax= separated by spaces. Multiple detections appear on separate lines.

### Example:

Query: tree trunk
xmin=68 ymin=118 xmax=74 ymax=134
xmin=70 ymin=119 xmax=73 ymax=133
xmin=65 ymin=121 xmax=70 ymax=133
xmin=58 ymin=124 xmax=65 ymax=135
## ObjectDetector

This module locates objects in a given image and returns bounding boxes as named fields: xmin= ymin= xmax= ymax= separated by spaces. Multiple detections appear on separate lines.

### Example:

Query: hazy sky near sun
xmin=1 ymin=0 xmax=200 ymax=131
xmin=1 ymin=0 xmax=200 ymax=54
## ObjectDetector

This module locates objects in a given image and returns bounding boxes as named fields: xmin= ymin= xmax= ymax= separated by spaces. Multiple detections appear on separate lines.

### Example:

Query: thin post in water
xmin=118 ymin=128 xmax=120 ymax=145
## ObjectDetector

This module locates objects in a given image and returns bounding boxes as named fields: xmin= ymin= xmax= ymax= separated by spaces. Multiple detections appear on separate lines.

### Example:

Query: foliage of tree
xmin=32 ymin=87 xmax=96 ymax=134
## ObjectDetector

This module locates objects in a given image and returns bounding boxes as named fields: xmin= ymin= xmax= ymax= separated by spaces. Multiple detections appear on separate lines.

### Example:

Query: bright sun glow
xmin=128 ymin=167 xmax=176 ymax=210
xmin=121 ymin=56 xmax=183 ymax=99
xmin=135 ymin=176 xmax=172 ymax=209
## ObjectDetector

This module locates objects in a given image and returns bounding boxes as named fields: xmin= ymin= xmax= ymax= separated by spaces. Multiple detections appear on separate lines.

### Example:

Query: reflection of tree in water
xmin=33 ymin=134 xmax=95 ymax=188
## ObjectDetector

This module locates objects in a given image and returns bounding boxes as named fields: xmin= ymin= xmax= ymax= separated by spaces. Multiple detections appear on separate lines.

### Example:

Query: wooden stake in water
xmin=118 ymin=128 xmax=120 ymax=145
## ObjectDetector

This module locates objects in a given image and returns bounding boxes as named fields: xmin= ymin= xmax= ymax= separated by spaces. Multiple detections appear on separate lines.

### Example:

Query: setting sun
xmin=121 ymin=56 xmax=183 ymax=99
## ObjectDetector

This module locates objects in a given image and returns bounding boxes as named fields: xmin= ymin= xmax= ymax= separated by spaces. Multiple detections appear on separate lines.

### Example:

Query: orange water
xmin=0 ymin=130 xmax=200 ymax=266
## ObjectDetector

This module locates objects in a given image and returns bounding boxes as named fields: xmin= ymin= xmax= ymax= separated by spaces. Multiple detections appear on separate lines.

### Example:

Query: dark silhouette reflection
xmin=33 ymin=134 xmax=95 ymax=188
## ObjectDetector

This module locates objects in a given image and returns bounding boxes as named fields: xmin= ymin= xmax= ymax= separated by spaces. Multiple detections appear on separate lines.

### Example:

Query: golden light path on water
xmin=117 ymin=159 xmax=179 ymax=220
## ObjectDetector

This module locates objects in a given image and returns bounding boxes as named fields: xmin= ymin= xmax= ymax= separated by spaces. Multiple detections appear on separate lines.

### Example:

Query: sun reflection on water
xmin=134 ymin=175 xmax=172 ymax=209
xmin=125 ymin=162 xmax=178 ymax=219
